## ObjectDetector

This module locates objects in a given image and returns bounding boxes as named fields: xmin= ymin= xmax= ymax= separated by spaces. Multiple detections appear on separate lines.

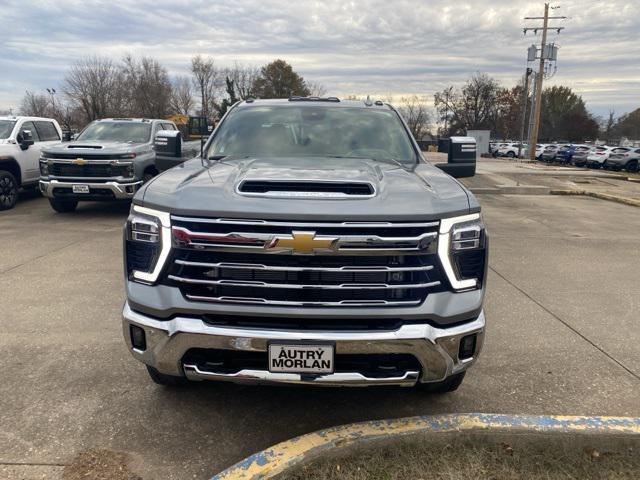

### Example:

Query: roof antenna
xmin=364 ymin=95 xmax=373 ymax=106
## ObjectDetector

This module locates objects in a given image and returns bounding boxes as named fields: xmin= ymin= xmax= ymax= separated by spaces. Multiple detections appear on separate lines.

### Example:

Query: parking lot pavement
xmin=1 ymin=192 xmax=639 ymax=479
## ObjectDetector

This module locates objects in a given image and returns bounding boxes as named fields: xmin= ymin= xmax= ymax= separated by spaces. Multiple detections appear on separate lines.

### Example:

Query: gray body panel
xmin=136 ymin=156 xmax=476 ymax=221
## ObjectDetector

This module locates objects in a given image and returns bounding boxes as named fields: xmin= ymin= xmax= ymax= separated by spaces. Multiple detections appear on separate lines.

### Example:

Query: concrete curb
xmin=211 ymin=414 xmax=640 ymax=480
xmin=550 ymin=189 xmax=640 ymax=207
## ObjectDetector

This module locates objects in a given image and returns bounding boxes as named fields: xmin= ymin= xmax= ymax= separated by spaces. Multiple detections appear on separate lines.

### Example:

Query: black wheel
xmin=48 ymin=198 xmax=78 ymax=213
xmin=626 ymin=160 xmax=638 ymax=173
xmin=507 ymin=151 xmax=515 ymax=158
xmin=0 ymin=170 xmax=18 ymax=210
xmin=416 ymin=371 xmax=466 ymax=393
xmin=146 ymin=366 xmax=188 ymax=387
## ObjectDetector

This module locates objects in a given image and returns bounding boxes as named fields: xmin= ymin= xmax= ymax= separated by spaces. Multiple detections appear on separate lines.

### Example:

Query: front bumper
xmin=122 ymin=302 xmax=485 ymax=387
xmin=39 ymin=179 xmax=142 ymax=200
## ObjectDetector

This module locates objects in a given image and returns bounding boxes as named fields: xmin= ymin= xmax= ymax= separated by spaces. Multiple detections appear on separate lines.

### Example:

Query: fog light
xmin=130 ymin=325 xmax=146 ymax=351
xmin=459 ymin=334 xmax=476 ymax=360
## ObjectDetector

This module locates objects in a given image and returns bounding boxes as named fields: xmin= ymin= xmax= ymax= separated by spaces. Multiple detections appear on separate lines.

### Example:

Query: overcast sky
xmin=1 ymin=0 xmax=638 ymax=118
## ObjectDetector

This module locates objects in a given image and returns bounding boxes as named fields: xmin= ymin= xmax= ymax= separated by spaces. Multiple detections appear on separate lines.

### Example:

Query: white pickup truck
xmin=0 ymin=116 xmax=63 ymax=210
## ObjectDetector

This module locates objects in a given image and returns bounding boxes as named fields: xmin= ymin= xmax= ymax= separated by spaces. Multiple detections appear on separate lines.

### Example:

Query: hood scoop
xmin=238 ymin=180 xmax=375 ymax=198
xmin=67 ymin=145 xmax=103 ymax=149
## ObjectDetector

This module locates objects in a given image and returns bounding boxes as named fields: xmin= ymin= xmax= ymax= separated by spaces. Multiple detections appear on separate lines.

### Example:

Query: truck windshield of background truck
xmin=207 ymin=106 xmax=417 ymax=164
xmin=76 ymin=122 xmax=151 ymax=143
xmin=0 ymin=120 xmax=16 ymax=139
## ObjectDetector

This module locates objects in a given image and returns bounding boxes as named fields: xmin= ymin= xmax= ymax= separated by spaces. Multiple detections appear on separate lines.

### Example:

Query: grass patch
xmin=280 ymin=435 xmax=639 ymax=480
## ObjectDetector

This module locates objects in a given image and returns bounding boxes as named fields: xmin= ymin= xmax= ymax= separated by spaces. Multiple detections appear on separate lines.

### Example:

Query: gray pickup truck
xmin=122 ymin=98 xmax=487 ymax=393
xmin=39 ymin=118 xmax=178 ymax=212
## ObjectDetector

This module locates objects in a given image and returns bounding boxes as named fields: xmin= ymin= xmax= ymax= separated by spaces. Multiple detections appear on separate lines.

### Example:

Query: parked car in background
xmin=39 ymin=118 xmax=178 ymax=212
xmin=0 ymin=116 xmax=63 ymax=210
xmin=556 ymin=144 xmax=589 ymax=165
xmin=570 ymin=146 xmax=594 ymax=167
xmin=497 ymin=142 xmax=526 ymax=158
xmin=605 ymin=147 xmax=640 ymax=172
xmin=540 ymin=145 xmax=560 ymax=162
xmin=530 ymin=144 xmax=548 ymax=160
xmin=586 ymin=146 xmax=614 ymax=168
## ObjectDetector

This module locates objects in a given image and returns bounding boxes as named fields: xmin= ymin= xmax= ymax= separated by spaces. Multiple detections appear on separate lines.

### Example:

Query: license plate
xmin=268 ymin=343 xmax=334 ymax=374
xmin=72 ymin=184 xmax=89 ymax=194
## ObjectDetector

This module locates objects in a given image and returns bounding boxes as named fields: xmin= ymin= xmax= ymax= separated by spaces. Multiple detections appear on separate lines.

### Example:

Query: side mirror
xmin=18 ymin=130 xmax=35 ymax=150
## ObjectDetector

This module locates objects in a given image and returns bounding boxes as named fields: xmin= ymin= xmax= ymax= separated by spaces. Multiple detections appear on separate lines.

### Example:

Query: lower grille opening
xmin=202 ymin=314 xmax=403 ymax=331
xmin=182 ymin=349 xmax=421 ymax=378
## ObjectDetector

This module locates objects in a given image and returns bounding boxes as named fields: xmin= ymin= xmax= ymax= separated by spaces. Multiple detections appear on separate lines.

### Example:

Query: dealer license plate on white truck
xmin=268 ymin=343 xmax=334 ymax=374
xmin=72 ymin=184 xmax=90 ymax=194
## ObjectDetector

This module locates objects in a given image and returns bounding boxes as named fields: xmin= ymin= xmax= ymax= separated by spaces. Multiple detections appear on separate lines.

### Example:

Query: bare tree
xmin=190 ymin=55 xmax=219 ymax=120
xmin=63 ymin=56 xmax=125 ymax=122
xmin=434 ymin=73 xmax=501 ymax=135
xmin=226 ymin=63 xmax=260 ymax=100
xmin=307 ymin=81 xmax=327 ymax=97
xmin=399 ymin=95 xmax=432 ymax=140
xmin=170 ymin=76 xmax=194 ymax=115
xmin=19 ymin=91 xmax=50 ymax=117
xmin=121 ymin=55 xmax=172 ymax=118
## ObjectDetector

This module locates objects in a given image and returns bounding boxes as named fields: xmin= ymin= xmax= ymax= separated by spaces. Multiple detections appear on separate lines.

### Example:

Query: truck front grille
xmin=163 ymin=217 xmax=445 ymax=307
xmin=49 ymin=163 xmax=130 ymax=179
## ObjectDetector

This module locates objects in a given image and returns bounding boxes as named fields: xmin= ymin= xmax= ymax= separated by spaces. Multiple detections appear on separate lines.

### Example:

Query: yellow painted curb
xmin=212 ymin=414 xmax=640 ymax=479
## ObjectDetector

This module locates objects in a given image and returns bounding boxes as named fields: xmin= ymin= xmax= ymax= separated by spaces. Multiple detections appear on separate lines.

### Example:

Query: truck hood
xmin=137 ymin=156 xmax=475 ymax=221
xmin=42 ymin=141 xmax=149 ymax=155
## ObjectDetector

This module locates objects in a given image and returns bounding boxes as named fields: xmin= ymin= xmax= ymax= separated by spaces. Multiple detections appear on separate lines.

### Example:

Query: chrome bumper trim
xmin=183 ymin=364 xmax=420 ymax=387
xmin=39 ymin=179 xmax=142 ymax=199
xmin=122 ymin=302 xmax=485 ymax=386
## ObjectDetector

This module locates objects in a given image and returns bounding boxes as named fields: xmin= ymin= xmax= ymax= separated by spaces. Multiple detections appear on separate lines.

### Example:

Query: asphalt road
xmin=1 ymin=188 xmax=639 ymax=479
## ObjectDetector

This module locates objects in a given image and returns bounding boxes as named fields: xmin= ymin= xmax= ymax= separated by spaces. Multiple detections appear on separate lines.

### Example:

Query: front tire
xmin=507 ymin=151 xmax=515 ymax=158
xmin=626 ymin=160 xmax=638 ymax=173
xmin=416 ymin=371 xmax=466 ymax=393
xmin=0 ymin=170 xmax=18 ymax=210
xmin=146 ymin=366 xmax=188 ymax=387
xmin=48 ymin=198 xmax=78 ymax=213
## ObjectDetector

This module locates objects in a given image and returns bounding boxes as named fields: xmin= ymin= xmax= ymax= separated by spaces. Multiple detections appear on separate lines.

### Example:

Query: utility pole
xmin=523 ymin=4 xmax=566 ymax=160
xmin=517 ymin=68 xmax=533 ymax=159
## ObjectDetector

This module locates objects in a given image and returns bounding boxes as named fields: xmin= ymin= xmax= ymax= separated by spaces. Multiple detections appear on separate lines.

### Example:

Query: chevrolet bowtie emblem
xmin=73 ymin=158 xmax=86 ymax=165
xmin=266 ymin=231 xmax=337 ymax=254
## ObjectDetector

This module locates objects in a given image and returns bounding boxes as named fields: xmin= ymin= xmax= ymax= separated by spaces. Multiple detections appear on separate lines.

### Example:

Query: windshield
xmin=0 ymin=120 xmax=16 ymax=139
xmin=207 ymin=106 xmax=417 ymax=164
xmin=76 ymin=122 xmax=151 ymax=143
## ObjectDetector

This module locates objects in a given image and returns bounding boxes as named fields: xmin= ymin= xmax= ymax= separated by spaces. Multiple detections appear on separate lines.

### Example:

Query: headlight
xmin=125 ymin=205 xmax=171 ymax=284
xmin=438 ymin=213 xmax=487 ymax=291
xmin=39 ymin=158 xmax=49 ymax=176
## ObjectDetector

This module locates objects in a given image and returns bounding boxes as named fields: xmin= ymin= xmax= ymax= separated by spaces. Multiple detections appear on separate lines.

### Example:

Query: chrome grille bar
xmin=185 ymin=294 xmax=422 ymax=307
xmin=172 ymin=226 xmax=437 ymax=254
xmin=168 ymin=274 xmax=440 ymax=290
xmin=174 ymin=259 xmax=434 ymax=273
xmin=171 ymin=216 xmax=439 ymax=228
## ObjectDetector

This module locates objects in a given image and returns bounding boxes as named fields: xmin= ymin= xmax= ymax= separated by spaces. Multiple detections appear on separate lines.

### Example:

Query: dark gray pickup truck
xmin=122 ymin=98 xmax=487 ymax=393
